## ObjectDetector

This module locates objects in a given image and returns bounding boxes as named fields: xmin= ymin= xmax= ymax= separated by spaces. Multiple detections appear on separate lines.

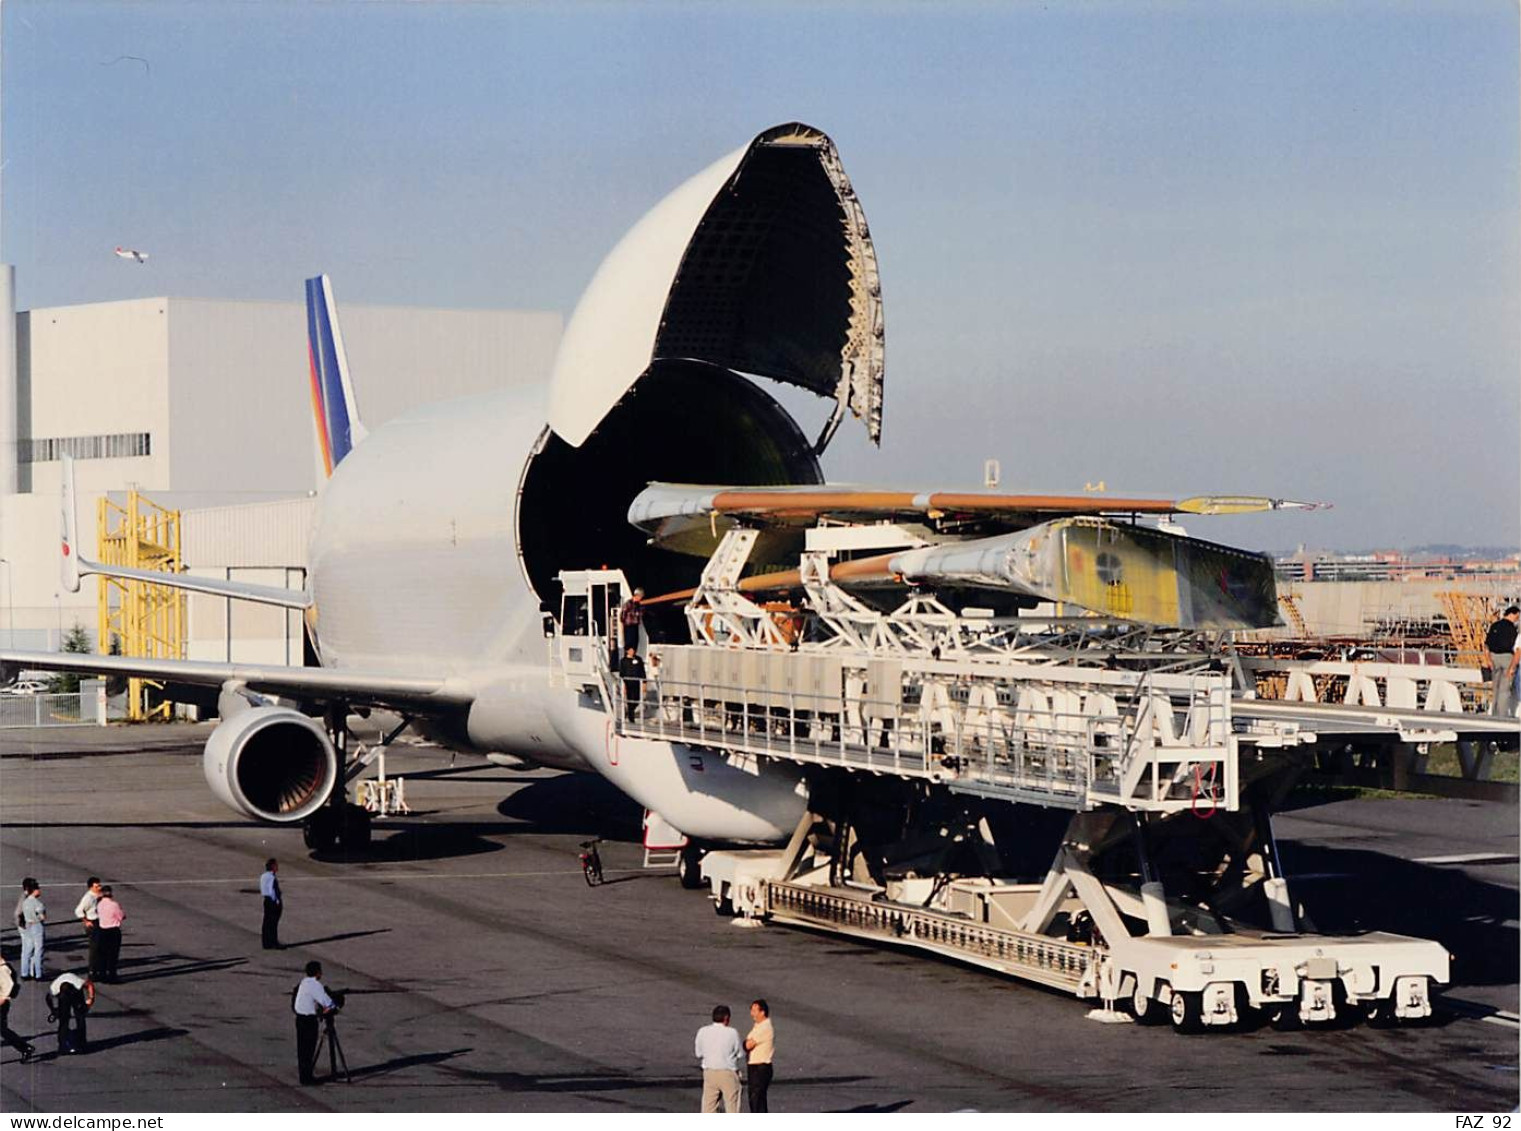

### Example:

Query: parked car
xmin=1 ymin=679 xmax=48 ymax=696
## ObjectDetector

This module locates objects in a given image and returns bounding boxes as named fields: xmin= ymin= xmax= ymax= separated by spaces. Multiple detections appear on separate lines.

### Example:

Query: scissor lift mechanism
xmin=558 ymin=529 xmax=1511 ymax=1030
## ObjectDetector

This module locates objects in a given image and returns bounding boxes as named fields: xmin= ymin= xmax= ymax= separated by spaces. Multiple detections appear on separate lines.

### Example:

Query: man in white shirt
xmin=0 ymin=956 xmax=36 ymax=1061
xmin=75 ymin=877 xmax=102 ymax=979
xmin=48 ymin=971 xmax=94 ymax=1054
xmin=293 ymin=960 xmax=336 ymax=1085
xmin=744 ymin=999 xmax=775 ymax=1112
xmin=694 ymin=1003 xmax=745 ymax=1113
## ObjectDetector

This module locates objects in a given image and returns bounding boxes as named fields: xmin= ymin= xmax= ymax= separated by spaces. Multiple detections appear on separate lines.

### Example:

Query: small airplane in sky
xmin=114 ymin=246 xmax=148 ymax=264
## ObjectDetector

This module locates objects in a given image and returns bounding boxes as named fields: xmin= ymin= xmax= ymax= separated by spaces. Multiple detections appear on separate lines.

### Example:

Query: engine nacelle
xmin=202 ymin=706 xmax=339 ymax=823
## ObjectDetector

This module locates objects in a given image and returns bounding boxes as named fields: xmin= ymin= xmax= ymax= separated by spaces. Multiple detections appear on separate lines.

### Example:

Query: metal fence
xmin=0 ymin=692 xmax=101 ymax=729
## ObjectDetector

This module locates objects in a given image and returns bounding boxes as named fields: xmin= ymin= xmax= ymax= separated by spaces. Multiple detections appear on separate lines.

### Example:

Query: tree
xmin=48 ymin=623 xmax=93 ymax=694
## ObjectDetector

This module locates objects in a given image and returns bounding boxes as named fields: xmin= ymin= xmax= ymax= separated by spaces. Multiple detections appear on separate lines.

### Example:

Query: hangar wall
xmin=0 ymin=295 xmax=561 ymax=651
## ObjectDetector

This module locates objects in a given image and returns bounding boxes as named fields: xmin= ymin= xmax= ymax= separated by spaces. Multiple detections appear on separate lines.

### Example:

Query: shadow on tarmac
xmin=311 ymin=824 xmax=507 ymax=865
xmin=113 ymin=955 xmax=249 ymax=984
xmin=438 ymin=1063 xmax=869 ymax=1095
xmin=279 ymin=928 xmax=392 ymax=949
xmin=27 ymin=1026 xmax=187 ymax=1061
xmin=495 ymin=774 xmax=643 ymax=841
xmin=1281 ymin=842 xmax=1520 ymax=988
xmin=346 ymin=1047 xmax=472 ymax=1080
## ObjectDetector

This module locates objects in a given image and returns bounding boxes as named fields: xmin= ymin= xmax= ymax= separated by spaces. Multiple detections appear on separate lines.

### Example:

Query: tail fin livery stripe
xmin=304 ymin=274 xmax=364 ymax=477
xmin=306 ymin=334 xmax=334 ymax=477
xmin=305 ymin=278 xmax=335 ymax=477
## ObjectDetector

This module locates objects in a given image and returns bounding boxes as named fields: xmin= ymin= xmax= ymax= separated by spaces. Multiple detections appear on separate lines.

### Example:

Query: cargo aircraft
xmin=4 ymin=123 xmax=1308 ymax=862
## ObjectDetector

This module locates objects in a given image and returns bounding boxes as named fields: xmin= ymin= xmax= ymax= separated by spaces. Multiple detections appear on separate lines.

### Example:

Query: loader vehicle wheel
xmin=1170 ymin=990 xmax=1204 ymax=1033
xmin=1131 ymin=983 xmax=1166 ymax=1026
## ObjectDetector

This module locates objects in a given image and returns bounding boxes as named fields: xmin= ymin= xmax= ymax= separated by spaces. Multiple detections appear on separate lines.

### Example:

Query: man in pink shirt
xmin=94 ymin=887 xmax=125 ymax=983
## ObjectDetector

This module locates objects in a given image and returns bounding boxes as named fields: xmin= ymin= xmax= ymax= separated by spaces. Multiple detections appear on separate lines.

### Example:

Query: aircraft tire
xmin=677 ymin=845 xmax=705 ymax=890
xmin=304 ymin=808 xmax=340 ymax=853
xmin=338 ymin=803 xmax=372 ymax=851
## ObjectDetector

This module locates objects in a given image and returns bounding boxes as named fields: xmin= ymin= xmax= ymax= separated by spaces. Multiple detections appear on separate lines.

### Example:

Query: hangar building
xmin=0 ymin=280 xmax=561 ymax=660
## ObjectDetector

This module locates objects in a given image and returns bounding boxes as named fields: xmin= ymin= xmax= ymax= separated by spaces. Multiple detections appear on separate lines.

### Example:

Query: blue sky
xmin=3 ymin=1 xmax=1516 ymax=551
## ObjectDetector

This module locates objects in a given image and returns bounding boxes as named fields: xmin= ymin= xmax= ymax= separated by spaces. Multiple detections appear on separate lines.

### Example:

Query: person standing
xmin=94 ymin=886 xmax=125 ymax=983
xmin=0 ymin=955 xmax=35 ymax=1062
xmin=12 ymin=879 xmax=33 ymax=948
xmin=74 ymin=877 xmax=102 ymax=979
xmin=1485 ymin=606 xmax=1520 ymax=717
xmin=744 ymin=999 xmax=775 ymax=1112
xmin=260 ymin=859 xmax=283 ymax=950
xmin=48 ymin=971 xmax=93 ymax=1055
xmin=18 ymin=881 xmax=44 ymax=980
xmin=618 ymin=645 xmax=647 ymax=723
xmin=619 ymin=587 xmax=646 ymax=651
xmin=293 ymin=960 xmax=336 ymax=1085
xmin=694 ymin=1003 xmax=745 ymax=1113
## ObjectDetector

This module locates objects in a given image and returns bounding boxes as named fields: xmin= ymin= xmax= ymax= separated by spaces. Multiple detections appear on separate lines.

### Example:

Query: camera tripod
xmin=312 ymin=1011 xmax=352 ymax=1084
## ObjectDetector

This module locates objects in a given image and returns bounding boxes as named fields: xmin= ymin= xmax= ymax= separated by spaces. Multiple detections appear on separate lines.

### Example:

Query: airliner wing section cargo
xmin=7 ymin=123 xmax=1514 ymax=1030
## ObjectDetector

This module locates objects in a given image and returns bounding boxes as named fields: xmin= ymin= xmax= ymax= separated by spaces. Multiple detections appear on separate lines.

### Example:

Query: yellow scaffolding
xmin=1438 ymin=591 xmax=1501 ymax=710
xmin=97 ymin=490 xmax=185 ymax=721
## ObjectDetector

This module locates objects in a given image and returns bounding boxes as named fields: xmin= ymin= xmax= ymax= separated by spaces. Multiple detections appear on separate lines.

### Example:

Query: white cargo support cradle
xmin=626 ymin=529 xmax=1241 ymax=815
xmin=554 ymin=529 xmax=1475 ymax=1032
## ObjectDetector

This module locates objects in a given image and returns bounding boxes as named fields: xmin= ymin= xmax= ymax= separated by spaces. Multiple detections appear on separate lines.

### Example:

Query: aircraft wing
xmin=0 ymin=650 xmax=473 ymax=713
xmin=629 ymin=483 xmax=1325 ymax=554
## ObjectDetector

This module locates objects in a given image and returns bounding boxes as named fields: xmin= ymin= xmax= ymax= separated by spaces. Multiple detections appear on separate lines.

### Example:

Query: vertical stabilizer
xmin=305 ymin=274 xmax=368 ymax=479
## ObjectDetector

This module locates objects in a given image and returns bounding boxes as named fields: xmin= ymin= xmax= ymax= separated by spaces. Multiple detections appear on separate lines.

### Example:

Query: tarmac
xmin=0 ymin=722 xmax=1516 ymax=1113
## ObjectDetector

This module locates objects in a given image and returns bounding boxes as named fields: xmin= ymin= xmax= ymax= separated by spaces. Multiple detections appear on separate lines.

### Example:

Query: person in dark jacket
xmin=1485 ymin=606 xmax=1520 ymax=717
xmin=618 ymin=645 xmax=646 ymax=723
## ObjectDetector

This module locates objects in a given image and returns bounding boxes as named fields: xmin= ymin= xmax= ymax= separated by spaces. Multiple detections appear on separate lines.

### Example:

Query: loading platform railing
xmin=763 ymin=882 xmax=1091 ymax=992
xmin=606 ymin=644 xmax=1237 ymax=813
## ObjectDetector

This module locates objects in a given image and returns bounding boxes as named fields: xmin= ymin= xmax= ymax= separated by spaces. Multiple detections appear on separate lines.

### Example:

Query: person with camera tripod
xmin=293 ymin=960 xmax=338 ymax=1085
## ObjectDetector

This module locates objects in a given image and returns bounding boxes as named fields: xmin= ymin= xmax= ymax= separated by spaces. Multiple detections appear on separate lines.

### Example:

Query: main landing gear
xmin=677 ymin=844 xmax=706 ymax=890
xmin=302 ymin=703 xmax=379 ymax=854
xmin=303 ymin=799 xmax=372 ymax=853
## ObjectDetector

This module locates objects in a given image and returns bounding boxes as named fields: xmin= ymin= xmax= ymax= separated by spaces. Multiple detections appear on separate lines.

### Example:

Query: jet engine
xmin=202 ymin=706 xmax=339 ymax=823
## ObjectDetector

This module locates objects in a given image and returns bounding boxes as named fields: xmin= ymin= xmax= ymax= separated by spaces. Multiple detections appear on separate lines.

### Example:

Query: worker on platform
xmin=620 ymin=587 xmax=646 ymax=652
xmin=619 ymin=645 xmax=647 ymax=723
xmin=1484 ymin=606 xmax=1520 ymax=717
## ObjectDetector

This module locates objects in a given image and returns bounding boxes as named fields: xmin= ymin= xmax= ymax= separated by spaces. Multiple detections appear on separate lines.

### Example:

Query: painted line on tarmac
xmin=1412 ymin=852 xmax=1520 ymax=866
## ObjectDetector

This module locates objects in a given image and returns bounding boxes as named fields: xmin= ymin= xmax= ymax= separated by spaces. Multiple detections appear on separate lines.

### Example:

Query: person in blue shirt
xmin=694 ymin=1004 xmax=746 ymax=1112
xmin=260 ymin=859 xmax=282 ymax=950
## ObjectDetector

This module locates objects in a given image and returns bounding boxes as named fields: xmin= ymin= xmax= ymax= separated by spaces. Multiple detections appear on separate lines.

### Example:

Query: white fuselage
xmin=305 ymin=385 xmax=807 ymax=842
